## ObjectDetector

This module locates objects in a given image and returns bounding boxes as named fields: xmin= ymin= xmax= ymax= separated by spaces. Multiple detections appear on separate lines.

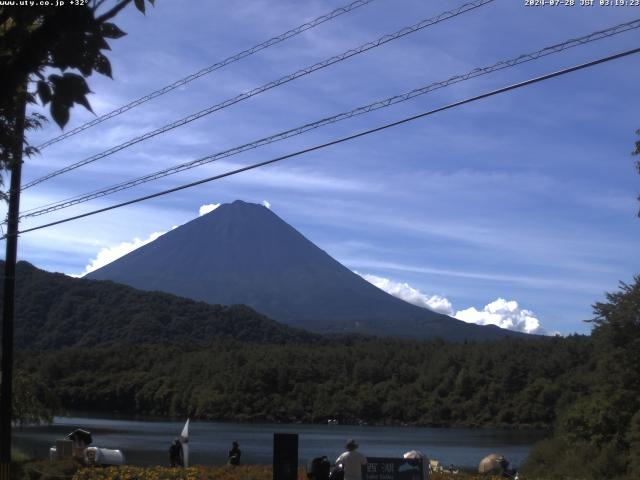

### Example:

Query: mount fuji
xmin=86 ymin=200 xmax=525 ymax=340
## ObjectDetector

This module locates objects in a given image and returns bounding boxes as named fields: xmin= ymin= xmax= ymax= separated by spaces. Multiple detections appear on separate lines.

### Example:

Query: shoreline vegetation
xmin=42 ymin=411 xmax=554 ymax=430
xmin=17 ymin=336 xmax=591 ymax=429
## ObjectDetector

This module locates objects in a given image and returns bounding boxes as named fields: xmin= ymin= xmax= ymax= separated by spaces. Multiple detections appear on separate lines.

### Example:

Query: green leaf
xmin=48 ymin=74 xmax=62 ymax=87
xmin=76 ymin=94 xmax=94 ymax=113
xmin=77 ymin=59 xmax=93 ymax=76
xmin=134 ymin=0 xmax=145 ymax=14
xmin=94 ymin=53 xmax=112 ymax=78
xmin=61 ymin=74 xmax=93 ymax=112
xmin=37 ymin=81 xmax=52 ymax=105
xmin=62 ymin=73 xmax=90 ymax=95
xmin=101 ymin=22 xmax=126 ymax=39
xmin=51 ymin=100 xmax=70 ymax=128
xmin=92 ymin=34 xmax=111 ymax=51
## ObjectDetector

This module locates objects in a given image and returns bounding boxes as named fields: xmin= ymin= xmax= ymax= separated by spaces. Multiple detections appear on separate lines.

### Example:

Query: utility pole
xmin=0 ymin=89 xmax=26 ymax=480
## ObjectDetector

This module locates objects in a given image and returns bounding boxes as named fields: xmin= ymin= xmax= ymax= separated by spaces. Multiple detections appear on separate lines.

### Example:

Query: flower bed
xmin=72 ymin=466 xmax=305 ymax=480
xmin=18 ymin=462 xmax=509 ymax=480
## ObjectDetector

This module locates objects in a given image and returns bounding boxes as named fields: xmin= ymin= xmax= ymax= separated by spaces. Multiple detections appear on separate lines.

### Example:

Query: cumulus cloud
xmin=358 ymin=273 xmax=453 ymax=315
xmin=262 ymin=200 xmax=271 ymax=209
xmin=454 ymin=298 xmax=544 ymax=334
xmin=199 ymin=203 xmax=220 ymax=216
xmin=358 ymin=272 xmax=545 ymax=334
xmin=80 ymin=231 xmax=166 ymax=276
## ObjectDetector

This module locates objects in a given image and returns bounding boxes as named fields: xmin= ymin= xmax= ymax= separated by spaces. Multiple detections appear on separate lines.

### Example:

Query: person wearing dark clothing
xmin=307 ymin=456 xmax=331 ymax=480
xmin=169 ymin=438 xmax=184 ymax=467
xmin=228 ymin=441 xmax=241 ymax=466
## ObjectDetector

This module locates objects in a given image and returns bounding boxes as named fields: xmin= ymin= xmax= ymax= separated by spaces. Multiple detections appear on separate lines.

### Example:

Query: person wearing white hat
xmin=403 ymin=450 xmax=430 ymax=479
xmin=335 ymin=439 xmax=367 ymax=480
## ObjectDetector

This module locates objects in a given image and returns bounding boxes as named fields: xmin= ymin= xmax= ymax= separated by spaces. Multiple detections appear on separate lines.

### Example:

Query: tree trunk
xmin=0 ymin=89 xmax=26 ymax=478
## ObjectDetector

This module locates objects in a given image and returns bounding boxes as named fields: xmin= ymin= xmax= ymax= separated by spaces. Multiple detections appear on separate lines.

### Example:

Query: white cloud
xmin=262 ymin=200 xmax=271 ymax=209
xmin=78 ymin=204 xmax=208 ymax=277
xmin=80 ymin=231 xmax=166 ymax=277
xmin=199 ymin=203 xmax=220 ymax=216
xmin=358 ymin=273 xmax=453 ymax=315
xmin=454 ymin=298 xmax=544 ymax=334
xmin=358 ymin=273 xmax=545 ymax=334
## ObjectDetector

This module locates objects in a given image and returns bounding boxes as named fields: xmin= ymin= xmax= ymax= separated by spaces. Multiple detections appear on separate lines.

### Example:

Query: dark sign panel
xmin=273 ymin=433 xmax=298 ymax=480
xmin=363 ymin=457 xmax=424 ymax=480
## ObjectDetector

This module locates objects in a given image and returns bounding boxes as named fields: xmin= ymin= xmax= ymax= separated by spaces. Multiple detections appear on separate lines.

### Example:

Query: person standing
xmin=335 ymin=439 xmax=367 ymax=480
xmin=169 ymin=438 xmax=184 ymax=467
xmin=228 ymin=441 xmax=241 ymax=466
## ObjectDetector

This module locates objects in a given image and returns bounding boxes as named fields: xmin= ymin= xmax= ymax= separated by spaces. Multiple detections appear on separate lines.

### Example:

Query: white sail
xmin=179 ymin=419 xmax=190 ymax=467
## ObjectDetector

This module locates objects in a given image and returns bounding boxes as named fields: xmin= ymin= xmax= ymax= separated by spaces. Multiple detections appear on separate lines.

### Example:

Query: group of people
xmin=167 ymin=437 xmax=430 ymax=480
xmin=167 ymin=436 xmax=363 ymax=478
xmin=166 ymin=438 xmax=387 ymax=480
xmin=168 ymin=440 xmax=241 ymax=467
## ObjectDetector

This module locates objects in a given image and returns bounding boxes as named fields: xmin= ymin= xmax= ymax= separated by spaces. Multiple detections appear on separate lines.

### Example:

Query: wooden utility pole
xmin=0 ymin=90 xmax=26 ymax=480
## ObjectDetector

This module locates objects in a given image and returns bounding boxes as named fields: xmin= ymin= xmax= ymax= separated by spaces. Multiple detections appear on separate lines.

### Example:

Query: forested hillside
xmin=522 ymin=276 xmax=640 ymax=479
xmin=2 ymin=261 xmax=318 ymax=348
xmin=19 ymin=335 xmax=591 ymax=428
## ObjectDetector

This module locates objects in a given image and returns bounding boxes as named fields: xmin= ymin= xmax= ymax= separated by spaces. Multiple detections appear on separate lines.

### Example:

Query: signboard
xmin=363 ymin=457 xmax=424 ymax=480
xmin=273 ymin=433 xmax=298 ymax=480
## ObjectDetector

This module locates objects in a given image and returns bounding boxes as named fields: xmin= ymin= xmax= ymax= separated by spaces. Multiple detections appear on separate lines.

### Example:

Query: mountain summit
xmin=87 ymin=200 xmax=523 ymax=340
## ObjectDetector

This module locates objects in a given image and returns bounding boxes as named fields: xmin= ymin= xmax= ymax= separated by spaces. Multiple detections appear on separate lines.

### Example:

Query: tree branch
xmin=96 ymin=0 xmax=133 ymax=23
xmin=93 ymin=0 xmax=109 ymax=11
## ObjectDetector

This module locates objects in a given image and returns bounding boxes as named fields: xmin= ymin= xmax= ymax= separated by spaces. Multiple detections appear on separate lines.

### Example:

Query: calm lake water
xmin=14 ymin=416 xmax=546 ymax=469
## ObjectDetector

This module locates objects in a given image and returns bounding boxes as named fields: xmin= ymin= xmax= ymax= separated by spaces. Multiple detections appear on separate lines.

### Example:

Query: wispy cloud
xmin=349 ymin=258 xmax=607 ymax=293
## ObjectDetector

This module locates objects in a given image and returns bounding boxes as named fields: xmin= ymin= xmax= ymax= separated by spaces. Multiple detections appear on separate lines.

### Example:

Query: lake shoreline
xmin=13 ymin=414 xmax=546 ymax=470
xmin=53 ymin=410 xmax=554 ymax=432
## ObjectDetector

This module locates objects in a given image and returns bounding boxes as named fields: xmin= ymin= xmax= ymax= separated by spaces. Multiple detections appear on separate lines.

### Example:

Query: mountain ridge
xmin=1 ymin=260 xmax=318 ymax=349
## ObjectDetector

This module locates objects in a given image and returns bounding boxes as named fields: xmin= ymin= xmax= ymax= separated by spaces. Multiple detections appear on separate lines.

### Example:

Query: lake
xmin=14 ymin=416 xmax=546 ymax=470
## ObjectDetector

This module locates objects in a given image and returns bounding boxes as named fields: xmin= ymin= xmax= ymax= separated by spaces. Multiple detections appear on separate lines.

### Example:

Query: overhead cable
xmin=19 ymin=18 xmax=640 ymax=219
xmin=7 ymin=46 xmax=639 ymax=239
xmin=35 ymin=0 xmax=377 ymax=150
xmin=22 ymin=0 xmax=495 ymax=190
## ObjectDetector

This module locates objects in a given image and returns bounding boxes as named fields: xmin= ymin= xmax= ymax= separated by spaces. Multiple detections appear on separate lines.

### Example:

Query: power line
xmin=35 ymin=0 xmax=376 ymax=150
xmin=21 ymin=0 xmax=495 ymax=191
xmin=19 ymin=18 xmax=640 ymax=219
xmin=8 ymin=46 xmax=639 ymax=240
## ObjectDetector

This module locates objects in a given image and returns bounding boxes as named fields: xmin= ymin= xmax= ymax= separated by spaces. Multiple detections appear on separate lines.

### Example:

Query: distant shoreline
xmin=50 ymin=412 xmax=552 ymax=431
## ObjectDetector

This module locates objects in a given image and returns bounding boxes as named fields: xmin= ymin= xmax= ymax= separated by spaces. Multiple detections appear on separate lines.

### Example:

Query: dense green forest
xmin=19 ymin=335 xmax=590 ymax=427
xmin=1 ymin=261 xmax=318 ymax=348
xmin=521 ymin=276 xmax=640 ymax=480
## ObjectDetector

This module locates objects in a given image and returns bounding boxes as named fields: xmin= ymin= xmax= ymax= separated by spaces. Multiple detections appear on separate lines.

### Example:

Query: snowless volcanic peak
xmin=87 ymin=200 xmax=526 ymax=341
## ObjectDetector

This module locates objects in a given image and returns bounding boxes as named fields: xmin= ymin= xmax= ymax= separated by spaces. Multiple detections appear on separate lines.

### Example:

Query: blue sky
xmin=3 ymin=0 xmax=639 ymax=335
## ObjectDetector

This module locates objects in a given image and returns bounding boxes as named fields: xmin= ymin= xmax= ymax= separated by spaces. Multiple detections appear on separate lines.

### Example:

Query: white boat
xmin=179 ymin=419 xmax=190 ymax=467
